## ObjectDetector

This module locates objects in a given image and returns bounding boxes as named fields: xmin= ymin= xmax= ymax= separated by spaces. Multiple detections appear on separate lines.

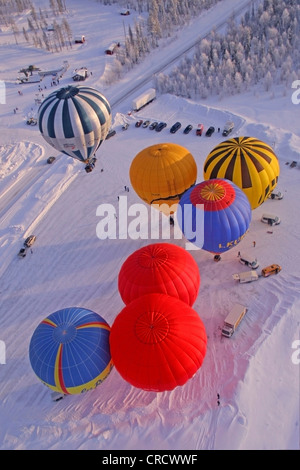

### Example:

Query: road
xmin=0 ymin=166 xmax=47 ymax=223
xmin=110 ymin=0 xmax=254 ymax=109
xmin=0 ymin=0 xmax=255 ymax=223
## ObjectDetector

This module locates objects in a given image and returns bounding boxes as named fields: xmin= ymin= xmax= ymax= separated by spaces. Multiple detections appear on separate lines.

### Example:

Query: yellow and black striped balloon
xmin=203 ymin=137 xmax=280 ymax=209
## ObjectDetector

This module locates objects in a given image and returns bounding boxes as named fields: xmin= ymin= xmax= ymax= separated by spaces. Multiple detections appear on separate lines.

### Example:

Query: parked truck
xmin=222 ymin=303 xmax=248 ymax=337
xmin=132 ymin=88 xmax=156 ymax=112
xmin=232 ymin=270 xmax=259 ymax=283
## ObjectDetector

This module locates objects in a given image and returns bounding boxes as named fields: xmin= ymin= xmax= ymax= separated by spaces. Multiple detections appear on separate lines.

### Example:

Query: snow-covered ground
xmin=0 ymin=0 xmax=299 ymax=451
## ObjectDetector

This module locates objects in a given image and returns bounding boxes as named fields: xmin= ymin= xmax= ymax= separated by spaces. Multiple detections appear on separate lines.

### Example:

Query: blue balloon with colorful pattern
xmin=177 ymin=178 xmax=252 ymax=254
xmin=38 ymin=85 xmax=111 ymax=164
xmin=29 ymin=307 xmax=113 ymax=395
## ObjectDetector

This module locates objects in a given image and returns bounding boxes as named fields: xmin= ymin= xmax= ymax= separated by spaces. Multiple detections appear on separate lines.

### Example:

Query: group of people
xmin=38 ymin=84 xmax=47 ymax=92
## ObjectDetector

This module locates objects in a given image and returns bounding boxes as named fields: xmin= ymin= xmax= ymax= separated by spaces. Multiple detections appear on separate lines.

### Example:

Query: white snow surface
xmin=0 ymin=0 xmax=299 ymax=451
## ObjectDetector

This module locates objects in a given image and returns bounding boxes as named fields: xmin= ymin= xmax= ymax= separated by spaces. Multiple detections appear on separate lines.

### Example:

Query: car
xmin=142 ymin=120 xmax=150 ymax=128
xmin=120 ymin=9 xmax=130 ymax=15
xmin=268 ymin=191 xmax=283 ymax=200
xmin=261 ymin=264 xmax=282 ymax=277
xmin=135 ymin=119 xmax=143 ymax=128
xmin=122 ymin=122 xmax=129 ymax=130
xmin=106 ymin=129 xmax=116 ymax=139
xmin=47 ymin=156 xmax=56 ymax=164
xmin=155 ymin=122 xmax=167 ymax=132
xmin=18 ymin=235 xmax=36 ymax=257
xmin=183 ymin=124 xmax=193 ymax=134
xmin=18 ymin=247 xmax=27 ymax=258
xmin=170 ymin=121 xmax=181 ymax=133
xmin=205 ymin=126 xmax=215 ymax=136
xmin=24 ymin=235 xmax=36 ymax=248
xmin=51 ymin=391 xmax=66 ymax=402
xmin=149 ymin=121 xmax=158 ymax=130
xmin=196 ymin=124 xmax=204 ymax=136
xmin=261 ymin=213 xmax=281 ymax=226
xmin=26 ymin=117 xmax=37 ymax=126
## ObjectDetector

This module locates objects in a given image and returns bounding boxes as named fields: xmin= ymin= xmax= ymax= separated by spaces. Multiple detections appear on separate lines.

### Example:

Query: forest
xmin=1 ymin=0 xmax=299 ymax=97
xmin=154 ymin=0 xmax=300 ymax=98
xmin=100 ymin=0 xmax=300 ymax=97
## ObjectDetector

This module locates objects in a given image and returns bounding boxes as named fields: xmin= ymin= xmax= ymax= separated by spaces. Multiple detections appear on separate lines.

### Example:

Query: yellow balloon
xmin=130 ymin=143 xmax=197 ymax=215
xmin=203 ymin=137 xmax=280 ymax=209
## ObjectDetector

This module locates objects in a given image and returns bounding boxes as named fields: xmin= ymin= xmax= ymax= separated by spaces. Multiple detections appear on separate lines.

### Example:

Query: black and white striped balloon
xmin=38 ymin=85 xmax=112 ymax=164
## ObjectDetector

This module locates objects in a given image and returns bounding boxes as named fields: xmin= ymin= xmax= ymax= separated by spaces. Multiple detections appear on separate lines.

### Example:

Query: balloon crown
xmin=56 ymin=85 xmax=80 ymax=100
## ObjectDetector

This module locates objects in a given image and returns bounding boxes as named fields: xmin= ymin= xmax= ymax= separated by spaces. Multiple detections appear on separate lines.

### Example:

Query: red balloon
xmin=110 ymin=293 xmax=207 ymax=392
xmin=118 ymin=243 xmax=200 ymax=306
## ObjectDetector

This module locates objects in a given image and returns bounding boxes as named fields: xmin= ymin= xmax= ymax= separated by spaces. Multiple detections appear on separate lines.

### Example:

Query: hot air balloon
xmin=129 ymin=143 xmax=197 ymax=215
xmin=177 ymin=178 xmax=252 ymax=255
xmin=118 ymin=243 xmax=200 ymax=306
xmin=203 ymin=137 xmax=280 ymax=209
xmin=29 ymin=307 xmax=113 ymax=395
xmin=38 ymin=85 xmax=111 ymax=171
xmin=110 ymin=293 xmax=207 ymax=392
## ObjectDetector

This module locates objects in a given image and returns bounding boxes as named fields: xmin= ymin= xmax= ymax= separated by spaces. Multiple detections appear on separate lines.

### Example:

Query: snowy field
xmin=0 ymin=0 xmax=299 ymax=451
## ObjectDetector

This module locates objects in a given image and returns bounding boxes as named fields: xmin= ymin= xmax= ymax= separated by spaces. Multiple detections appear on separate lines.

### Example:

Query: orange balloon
xmin=130 ymin=143 xmax=197 ymax=215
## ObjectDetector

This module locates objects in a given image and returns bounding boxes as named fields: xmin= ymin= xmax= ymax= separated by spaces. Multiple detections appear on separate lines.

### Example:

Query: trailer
xmin=232 ymin=270 xmax=259 ymax=283
xmin=132 ymin=88 xmax=156 ymax=112
xmin=221 ymin=303 xmax=248 ymax=337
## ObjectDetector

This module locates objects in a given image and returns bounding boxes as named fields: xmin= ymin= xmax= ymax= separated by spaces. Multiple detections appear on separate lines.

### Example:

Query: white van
xmin=268 ymin=191 xmax=283 ymax=200
xmin=238 ymin=252 xmax=259 ymax=269
xmin=222 ymin=121 xmax=234 ymax=136
xmin=261 ymin=213 xmax=281 ymax=226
